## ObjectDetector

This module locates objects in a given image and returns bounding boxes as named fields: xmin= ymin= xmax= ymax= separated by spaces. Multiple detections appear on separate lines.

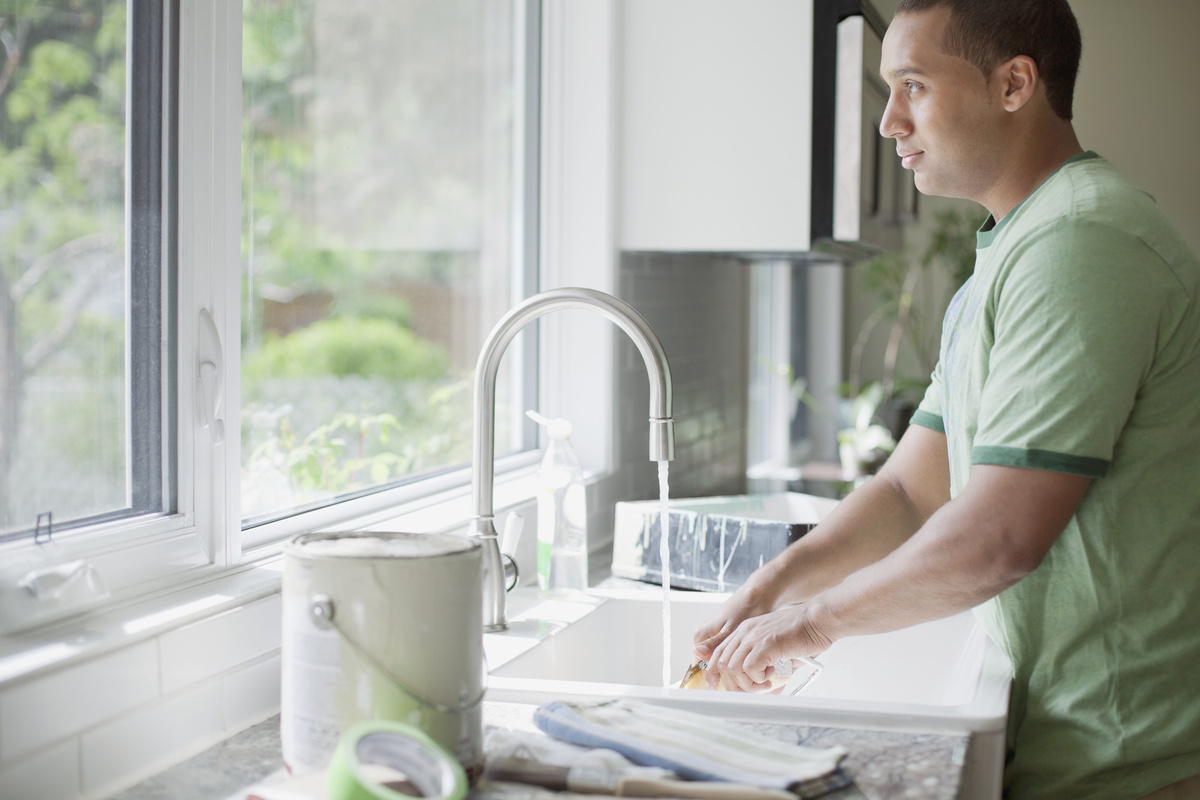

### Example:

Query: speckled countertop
xmin=112 ymin=703 xmax=970 ymax=800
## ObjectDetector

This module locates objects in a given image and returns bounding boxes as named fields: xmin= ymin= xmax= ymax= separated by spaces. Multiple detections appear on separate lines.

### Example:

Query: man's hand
xmin=704 ymin=603 xmax=834 ymax=692
xmin=689 ymin=426 xmax=954 ymax=689
xmin=691 ymin=584 xmax=776 ymax=664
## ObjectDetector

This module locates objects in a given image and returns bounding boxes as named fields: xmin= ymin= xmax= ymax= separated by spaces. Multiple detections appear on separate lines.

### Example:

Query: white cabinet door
xmin=618 ymin=0 xmax=814 ymax=252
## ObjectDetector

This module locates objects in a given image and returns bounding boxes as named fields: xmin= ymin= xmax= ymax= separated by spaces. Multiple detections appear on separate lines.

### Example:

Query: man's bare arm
xmin=708 ymin=461 xmax=1092 ymax=691
xmin=692 ymin=424 xmax=952 ymax=660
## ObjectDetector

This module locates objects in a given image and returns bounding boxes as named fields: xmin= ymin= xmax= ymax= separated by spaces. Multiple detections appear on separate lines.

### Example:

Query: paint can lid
xmin=289 ymin=531 xmax=479 ymax=560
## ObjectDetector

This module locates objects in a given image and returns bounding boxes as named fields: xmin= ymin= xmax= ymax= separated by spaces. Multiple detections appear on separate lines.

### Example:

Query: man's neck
xmin=982 ymin=125 xmax=1084 ymax=222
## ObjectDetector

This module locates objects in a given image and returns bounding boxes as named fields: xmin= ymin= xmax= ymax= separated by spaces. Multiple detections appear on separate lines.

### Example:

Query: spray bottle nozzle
xmin=526 ymin=409 xmax=572 ymax=438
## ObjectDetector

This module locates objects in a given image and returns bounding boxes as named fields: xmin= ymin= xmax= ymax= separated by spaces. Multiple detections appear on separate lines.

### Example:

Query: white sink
xmin=484 ymin=586 xmax=1011 ymax=799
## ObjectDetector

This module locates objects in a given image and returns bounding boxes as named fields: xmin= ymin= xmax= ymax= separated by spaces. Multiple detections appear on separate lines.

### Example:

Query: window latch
xmin=197 ymin=308 xmax=225 ymax=445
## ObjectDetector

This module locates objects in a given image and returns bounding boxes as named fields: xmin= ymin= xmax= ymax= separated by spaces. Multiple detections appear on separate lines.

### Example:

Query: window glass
xmin=241 ymin=0 xmax=533 ymax=526
xmin=0 ymin=1 xmax=145 ymax=538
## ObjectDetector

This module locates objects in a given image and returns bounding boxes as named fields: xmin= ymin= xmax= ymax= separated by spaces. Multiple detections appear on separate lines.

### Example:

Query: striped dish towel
xmin=532 ymin=699 xmax=852 ymax=798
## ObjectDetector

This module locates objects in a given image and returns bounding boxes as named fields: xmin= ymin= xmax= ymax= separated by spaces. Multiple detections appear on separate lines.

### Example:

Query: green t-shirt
xmin=912 ymin=152 xmax=1200 ymax=800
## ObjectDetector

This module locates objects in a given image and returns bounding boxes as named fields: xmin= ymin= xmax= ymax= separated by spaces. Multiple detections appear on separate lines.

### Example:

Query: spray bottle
xmin=527 ymin=410 xmax=588 ymax=592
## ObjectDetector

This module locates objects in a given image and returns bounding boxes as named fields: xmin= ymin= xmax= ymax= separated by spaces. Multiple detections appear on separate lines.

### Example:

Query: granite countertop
xmin=112 ymin=703 xmax=970 ymax=800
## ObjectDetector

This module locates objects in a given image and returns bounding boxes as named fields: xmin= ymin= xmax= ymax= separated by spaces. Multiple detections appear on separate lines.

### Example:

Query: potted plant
xmin=840 ymin=207 xmax=981 ymax=473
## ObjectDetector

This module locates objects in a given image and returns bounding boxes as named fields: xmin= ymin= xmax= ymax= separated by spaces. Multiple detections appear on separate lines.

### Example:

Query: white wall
xmin=1072 ymin=0 xmax=1200 ymax=254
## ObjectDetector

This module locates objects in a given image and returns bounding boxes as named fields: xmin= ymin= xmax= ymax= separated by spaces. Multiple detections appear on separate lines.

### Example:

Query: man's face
xmin=879 ymin=8 xmax=1008 ymax=204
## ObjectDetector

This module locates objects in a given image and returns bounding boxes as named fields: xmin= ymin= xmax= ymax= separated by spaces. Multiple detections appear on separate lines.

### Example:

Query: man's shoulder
xmin=1034 ymin=153 xmax=1154 ymax=222
xmin=1005 ymin=154 xmax=1199 ymax=285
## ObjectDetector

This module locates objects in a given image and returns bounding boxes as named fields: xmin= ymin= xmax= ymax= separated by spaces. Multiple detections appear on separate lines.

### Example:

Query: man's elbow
xmin=986 ymin=527 xmax=1055 ymax=589
xmin=957 ymin=463 xmax=1090 ymax=592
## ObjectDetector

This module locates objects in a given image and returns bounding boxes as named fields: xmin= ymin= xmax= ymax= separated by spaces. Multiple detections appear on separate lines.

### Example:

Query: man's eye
xmin=905 ymin=81 xmax=921 ymax=94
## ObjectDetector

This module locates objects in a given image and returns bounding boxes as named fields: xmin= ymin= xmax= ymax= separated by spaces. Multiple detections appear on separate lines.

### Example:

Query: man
xmin=692 ymin=1 xmax=1200 ymax=798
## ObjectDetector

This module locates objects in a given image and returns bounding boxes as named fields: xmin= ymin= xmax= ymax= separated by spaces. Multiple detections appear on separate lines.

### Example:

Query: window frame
xmin=0 ymin=0 xmax=564 ymax=639
xmin=236 ymin=0 xmax=546 ymax=553
xmin=0 ymin=0 xmax=175 ymax=546
xmin=0 ymin=0 xmax=225 ymax=639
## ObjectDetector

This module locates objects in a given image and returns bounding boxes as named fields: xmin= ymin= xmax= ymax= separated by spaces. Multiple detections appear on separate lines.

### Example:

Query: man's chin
xmin=912 ymin=171 xmax=952 ymax=200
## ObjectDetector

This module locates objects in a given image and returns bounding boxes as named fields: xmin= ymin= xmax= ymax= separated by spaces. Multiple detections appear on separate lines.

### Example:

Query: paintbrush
xmin=484 ymin=757 xmax=799 ymax=799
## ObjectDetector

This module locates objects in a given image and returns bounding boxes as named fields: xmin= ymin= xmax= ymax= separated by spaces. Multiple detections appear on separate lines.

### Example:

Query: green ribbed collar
xmin=976 ymin=150 xmax=1100 ymax=249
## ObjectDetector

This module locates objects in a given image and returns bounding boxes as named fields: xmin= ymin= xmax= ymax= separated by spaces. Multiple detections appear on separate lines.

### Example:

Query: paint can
xmin=281 ymin=532 xmax=484 ymax=779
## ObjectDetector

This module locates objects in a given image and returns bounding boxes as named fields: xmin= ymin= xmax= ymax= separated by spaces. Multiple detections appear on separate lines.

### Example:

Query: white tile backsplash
xmin=81 ymin=680 xmax=224 ymax=799
xmin=0 ymin=640 xmax=159 ymax=762
xmin=224 ymin=653 xmax=282 ymax=732
xmin=159 ymin=595 xmax=282 ymax=695
xmin=613 ymin=253 xmax=750 ymax=502
xmin=0 ymin=589 xmax=284 ymax=800
xmin=0 ymin=739 xmax=81 ymax=800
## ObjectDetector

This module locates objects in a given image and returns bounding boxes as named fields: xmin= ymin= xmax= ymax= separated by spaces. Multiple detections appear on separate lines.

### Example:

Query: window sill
xmin=0 ymin=463 xmax=543 ymax=690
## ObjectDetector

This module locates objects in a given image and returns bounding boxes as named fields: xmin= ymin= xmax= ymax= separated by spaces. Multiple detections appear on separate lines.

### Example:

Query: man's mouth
xmin=899 ymin=150 xmax=922 ymax=169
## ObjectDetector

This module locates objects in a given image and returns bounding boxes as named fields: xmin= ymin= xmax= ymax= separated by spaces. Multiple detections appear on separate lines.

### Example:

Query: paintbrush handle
xmin=486 ymin=758 xmax=798 ymax=800
xmin=614 ymin=775 xmax=798 ymax=800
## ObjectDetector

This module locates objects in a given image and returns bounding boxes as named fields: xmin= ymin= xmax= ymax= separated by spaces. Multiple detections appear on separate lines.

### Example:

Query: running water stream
xmin=658 ymin=459 xmax=671 ymax=687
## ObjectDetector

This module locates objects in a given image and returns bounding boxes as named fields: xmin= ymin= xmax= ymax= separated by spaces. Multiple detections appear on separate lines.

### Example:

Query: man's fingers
xmin=692 ymin=631 xmax=725 ymax=661
xmin=711 ymin=632 xmax=773 ymax=693
xmin=692 ymin=618 xmax=737 ymax=661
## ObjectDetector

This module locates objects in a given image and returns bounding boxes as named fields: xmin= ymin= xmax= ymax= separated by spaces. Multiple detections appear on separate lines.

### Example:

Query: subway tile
xmin=224 ymin=654 xmax=281 ymax=733
xmin=0 ymin=640 xmax=158 ymax=762
xmin=81 ymin=680 xmax=223 ymax=799
xmin=0 ymin=739 xmax=80 ymax=800
xmin=159 ymin=595 xmax=282 ymax=695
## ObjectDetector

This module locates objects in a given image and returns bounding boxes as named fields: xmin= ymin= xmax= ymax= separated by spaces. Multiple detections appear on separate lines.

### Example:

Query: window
xmin=0 ymin=1 xmax=172 ymax=542
xmin=0 ymin=0 xmax=542 ymax=637
xmin=239 ymin=0 xmax=540 ymax=540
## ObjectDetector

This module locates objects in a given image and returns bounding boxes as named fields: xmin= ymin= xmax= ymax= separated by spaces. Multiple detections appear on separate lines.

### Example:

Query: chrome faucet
xmin=470 ymin=288 xmax=675 ymax=632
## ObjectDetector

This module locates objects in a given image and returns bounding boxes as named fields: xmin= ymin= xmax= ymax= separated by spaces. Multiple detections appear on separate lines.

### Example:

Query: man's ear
xmin=998 ymin=55 xmax=1039 ymax=112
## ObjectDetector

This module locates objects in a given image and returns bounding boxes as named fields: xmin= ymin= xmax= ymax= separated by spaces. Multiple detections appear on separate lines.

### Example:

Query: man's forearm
xmin=806 ymin=463 xmax=1092 ymax=642
xmin=741 ymin=425 xmax=952 ymax=610
xmin=704 ymin=463 xmax=1091 ymax=692
xmin=752 ymin=467 xmax=934 ymax=609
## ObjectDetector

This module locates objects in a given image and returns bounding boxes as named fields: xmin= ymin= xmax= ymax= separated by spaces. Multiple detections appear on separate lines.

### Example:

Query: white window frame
xmin=0 ymin=0 xmax=222 ymax=639
xmin=537 ymin=0 xmax=620 ymax=473
xmin=0 ymin=0 xmax=620 ymax=655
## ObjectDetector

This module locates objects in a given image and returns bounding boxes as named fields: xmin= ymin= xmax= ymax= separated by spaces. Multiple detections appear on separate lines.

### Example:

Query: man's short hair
xmin=895 ymin=0 xmax=1082 ymax=121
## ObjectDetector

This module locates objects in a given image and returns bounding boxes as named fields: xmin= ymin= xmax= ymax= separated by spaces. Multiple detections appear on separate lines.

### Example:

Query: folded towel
xmin=533 ymin=699 xmax=851 ymax=798
xmin=483 ymin=728 xmax=672 ymax=779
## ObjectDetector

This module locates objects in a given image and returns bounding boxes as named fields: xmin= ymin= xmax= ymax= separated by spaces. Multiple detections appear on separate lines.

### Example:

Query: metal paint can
xmin=280 ymin=532 xmax=484 ymax=778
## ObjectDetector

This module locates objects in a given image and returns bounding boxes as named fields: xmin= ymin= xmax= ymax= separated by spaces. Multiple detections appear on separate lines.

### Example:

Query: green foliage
xmin=836 ymin=381 xmax=896 ymax=476
xmin=241 ymin=377 xmax=475 ymax=512
xmin=851 ymin=207 xmax=984 ymax=402
xmin=239 ymin=311 xmax=468 ymax=511
xmin=236 ymin=0 xmax=490 ymax=508
xmin=253 ymin=410 xmax=406 ymax=496
xmin=332 ymin=292 xmax=414 ymax=329
xmin=859 ymin=209 xmax=978 ymax=305
xmin=0 ymin=0 xmax=130 ymax=525
xmin=7 ymin=41 xmax=94 ymax=120
xmin=242 ymin=316 xmax=449 ymax=382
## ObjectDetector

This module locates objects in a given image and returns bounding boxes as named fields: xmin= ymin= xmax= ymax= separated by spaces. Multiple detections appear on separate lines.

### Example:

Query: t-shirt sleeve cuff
xmin=909 ymin=410 xmax=945 ymax=434
xmin=971 ymin=445 xmax=1110 ymax=478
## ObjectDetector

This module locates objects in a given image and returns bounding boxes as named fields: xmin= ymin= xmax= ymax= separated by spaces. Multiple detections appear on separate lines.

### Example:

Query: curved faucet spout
xmin=471 ymin=287 xmax=674 ymax=631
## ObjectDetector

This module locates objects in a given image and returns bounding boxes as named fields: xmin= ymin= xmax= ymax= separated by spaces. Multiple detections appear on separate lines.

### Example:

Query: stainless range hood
xmin=811 ymin=0 xmax=915 ymax=261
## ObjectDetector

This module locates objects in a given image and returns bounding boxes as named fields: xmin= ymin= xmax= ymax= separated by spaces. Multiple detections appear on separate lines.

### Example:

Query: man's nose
xmin=879 ymin=94 xmax=908 ymax=140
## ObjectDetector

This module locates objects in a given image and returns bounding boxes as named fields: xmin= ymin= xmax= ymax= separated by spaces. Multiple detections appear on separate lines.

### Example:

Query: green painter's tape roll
xmin=325 ymin=721 xmax=467 ymax=800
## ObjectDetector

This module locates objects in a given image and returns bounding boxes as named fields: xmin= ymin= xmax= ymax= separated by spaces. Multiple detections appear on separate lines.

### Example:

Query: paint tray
xmin=611 ymin=493 xmax=823 ymax=592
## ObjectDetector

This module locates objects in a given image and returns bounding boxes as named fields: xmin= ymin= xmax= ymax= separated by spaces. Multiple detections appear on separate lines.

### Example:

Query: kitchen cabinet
xmin=617 ymin=0 xmax=908 ymax=256
xmin=618 ymin=0 xmax=816 ymax=253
